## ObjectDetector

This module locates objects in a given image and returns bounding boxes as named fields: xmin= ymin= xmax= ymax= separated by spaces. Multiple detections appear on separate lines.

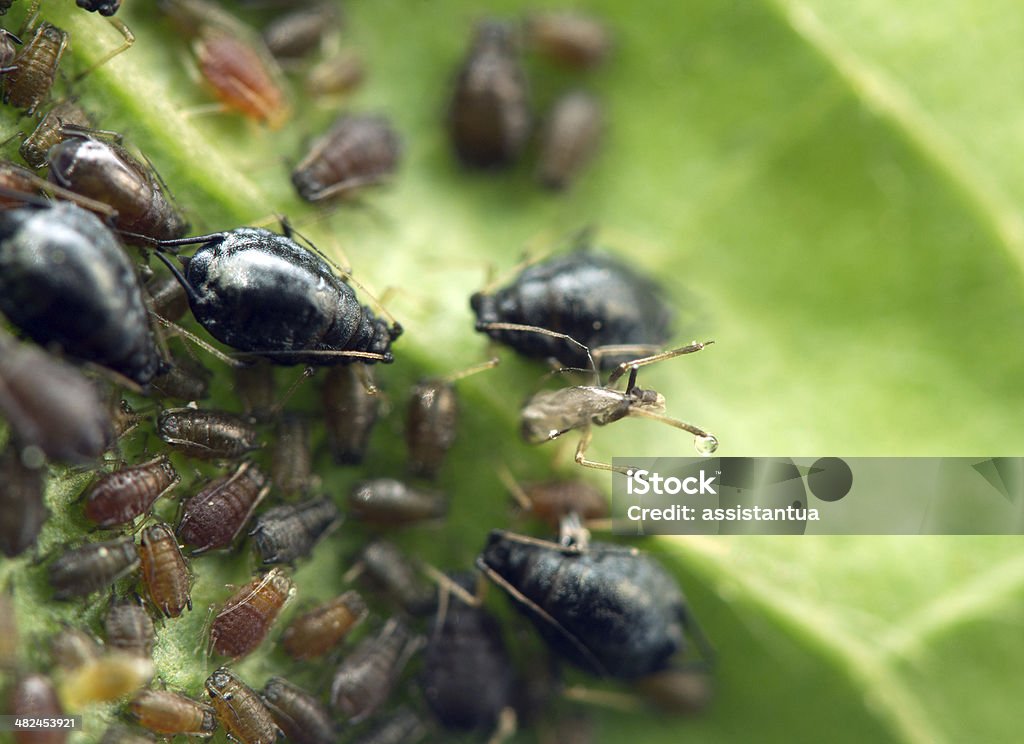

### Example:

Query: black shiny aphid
xmin=150 ymin=225 xmax=401 ymax=365
xmin=448 ymin=20 xmax=531 ymax=168
xmin=0 ymin=202 xmax=163 ymax=386
xmin=77 ymin=0 xmax=121 ymax=15
xmin=478 ymin=530 xmax=707 ymax=679
xmin=471 ymin=248 xmax=673 ymax=369
xmin=0 ymin=326 xmax=114 ymax=465
xmin=48 ymin=537 xmax=140 ymax=600
xmin=47 ymin=136 xmax=189 ymax=244
xmin=421 ymin=573 xmax=517 ymax=733
xmin=248 ymin=497 xmax=340 ymax=565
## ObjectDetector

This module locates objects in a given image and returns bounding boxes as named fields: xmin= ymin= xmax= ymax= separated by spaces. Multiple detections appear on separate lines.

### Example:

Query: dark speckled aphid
xmin=206 ymin=667 xmax=279 ymax=744
xmin=448 ymin=20 xmax=530 ymax=168
xmin=249 ymin=497 xmax=340 ymax=565
xmin=157 ymin=408 xmax=261 ymax=460
xmin=209 ymin=568 xmax=294 ymax=659
xmin=48 ymin=537 xmax=140 ymax=600
xmin=177 ymin=462 xmax=269 ymax=553
xmin=83 ymin=455 xmax=179 ymax=528
xmin=478 ymin=531 xmax=713 ymax=679
xmin=471 ymin=247 xmax=673 ymax=370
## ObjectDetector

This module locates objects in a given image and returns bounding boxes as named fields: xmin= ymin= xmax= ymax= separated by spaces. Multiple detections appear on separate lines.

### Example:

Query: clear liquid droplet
xmin=695 ymin=434 xmax=718 ymax=455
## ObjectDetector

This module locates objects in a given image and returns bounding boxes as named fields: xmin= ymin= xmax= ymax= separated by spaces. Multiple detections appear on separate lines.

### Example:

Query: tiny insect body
xmin=525 ymin=11 xmax=611 ymax=70
xmin=104 ymin=596 xmax=156 ymax=657
xmin=148 ymin=225 xmax=402 ymax=366
xmin=261 ymin=3 xmax=340 ymax=60
xmin=0 ymin=327 xmax=113 ymax=464
xmin=305 ymin=51 xmax=364 ymax=98
xmin=347 ymin=478 xmax=447 ymax=526
xmin=2 ymin=19 xmax=67 ymax=114
xmin=330 ymin=617 xmax=421 ymax=722
xmin=478 ymin=530 xmax=711 ymax=679
xmin=157 ymin=407 xmax=261 ymax=460
xmin=510 ymin=477 xmax=609 ymax=529
xmin=322 ymin=363 xmax=380 ymax=464
xmin=11 ymin=673 xmax=67 ymax=744
xmin=356 ymin=539 xmax=436 ymax=616
xmin=48 ymin=537 xmax=140 ymax=600
xmin=249 ymin=497 xmax=340 ymax=565
xmin=537 ymin=90 xmax=603 ymax=191
xmin=280 ymin=590 xmax=367 ymax=660
xmin=291 ymin=113 xmax=401 ymax=202
xmin=206 ymin=667 xmax=279 ymax=744
xmin=129 ymin=689 xmax=217 ymax=737
xmin=471 ymin=248 xmax=673 ymax=369
xmin=138 ymin=521 xmax=192 ymax=617
xmin=83 ymin=454 xmax=179 ymax=527
xmin=0 ymin=202 xmax=164 ymax=386
xmin=20 ymin=99 xmax=92 ymax=168
xmin=47 ymin=135 xmax=189 ymax=243
xmin=0 ymin=442 xmax=47 ymax=557
xmin=149 ymin=352 xmax=213 ymax=401
xmin=261 ymin=676 xmax=336 ymax=744
xmin=271 ymin=414 xmax=313 ymax=495
xmin=448 ymin=20 xmax=530 ymax=168
xmin=209 ymin=567 xmax=294 ymax=659
xmin=177 ymin=462 xmax=270 ymax=553
xmin=349 ymin=706 xmax=427 ymax=744
xmin=421 ymin=573 xmax=517 ymax=734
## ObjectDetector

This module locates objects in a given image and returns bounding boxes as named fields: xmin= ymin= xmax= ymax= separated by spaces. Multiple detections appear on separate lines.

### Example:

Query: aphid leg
xmin=421 ymin=563 xmax=481 ymax=611
xmin=679 ymin=602 xmax=716 ymax=670
xmin=573 ymin=429 xmax=633 ymax=475
xmin=477 ymin=245 xmax=554 ymax=296
xmin=498 ymin=464 xmax=534 ymax=512
xmin=626 ymin=407 xmax=717 ymax=455
xmin=268 ymin=366 xmax=316 ymax=417
xmin=561 ymin=686 xmax=644 ymax=712
xmin=18 ymin=1 xmax=39 ymax=36
xmin=230 ymin=349 xmax=392 ymax=363
xmin=475 ymin=554 xmax=608 ymax=676
xmin=442 ymin=356 xmax=500 ymax=384
xmin=341 ymin=561 xmax=365 ymax=584
xmin=606 ymin=340 xmax=714 ymax=388
xmin=487 ymin=707 xmax=518 ymax=744
xmin=591 ymin=344 xmax=663 ymax=369
xmin=73 ymin=18 xmax=134 ymax=82
xmin=474 ymin=322 xmax=598 ymax=381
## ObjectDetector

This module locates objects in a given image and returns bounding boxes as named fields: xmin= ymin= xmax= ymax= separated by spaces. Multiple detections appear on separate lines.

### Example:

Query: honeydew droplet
xmin=695 ymin=434 xmax=718 ymax=455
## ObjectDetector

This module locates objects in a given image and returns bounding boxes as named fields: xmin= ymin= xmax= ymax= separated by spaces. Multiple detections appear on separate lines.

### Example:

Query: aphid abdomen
xmin=209 ymin=569 xmax=293 ymax=658
xmin=157 ymin=408 xmax=261 ymax=459
xmin=261 ymin=677 xmax=336 ymax=744
xmin=48 ymin=538 xmax=140 ymax=600
xmin=3 ymin=23 xmax=67 ymax=114
xmin=291 ymin=114 xmax=400 ymax=202
xmin=84 ymin=456 xmax=179 ymax=527
xmin=105 ymin=598 xmax=156 ymax=657
xmin=249 ymin=497 xmax=339 ymax=565
xmin=138 ymin=522 xmax=192 ymax=617
xmin=129 ymin=689 xmax=217 ymax=736
xmin=206 ymin=668 xmax=279 ymax=744
xmin=177 ymin=463 xmax=268 ymax=552
xmin=281 ymin=591 xmax=367 ymax=660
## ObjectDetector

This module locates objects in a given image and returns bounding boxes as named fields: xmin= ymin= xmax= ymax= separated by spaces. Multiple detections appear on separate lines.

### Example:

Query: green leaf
xmin=2 ymin=1 xmax=1021 ymax=742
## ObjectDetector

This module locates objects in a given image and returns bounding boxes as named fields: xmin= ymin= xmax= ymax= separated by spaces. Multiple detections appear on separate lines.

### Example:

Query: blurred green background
xmin=2 ymin=0 xmax=1024 ymax=742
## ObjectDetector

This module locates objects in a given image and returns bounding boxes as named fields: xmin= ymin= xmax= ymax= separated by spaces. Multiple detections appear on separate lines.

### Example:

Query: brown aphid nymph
xmin=209 ymin=568 xmax=294 ymax=659
xmin=129 ymin=688 xmax=217 ymax=737
xmin=448 ymin=20 xmax=530 ymax=168
xmin=138 ymin=522 xmax=192 ymax=618
xmin=83 ymin=455 xmax=179 ymax=528
xmin=525 ymin=11 xmax=611 ymax=70
xmin=47 ymin=136 xmax=190 ymax=243
xmin=206 ymin=667 xmax=279 ymax=744
xmin=2 ymin=21 xmax=68 ymax=114
xmin=157 ymin=407 xmax=262 ymax=460
xmin=177 ymin=462 xmax=270 ymax=554
xmin=104 ymin=596 xmax=156 ymax=658
xmin=537 ymin=90 xmax=604 ymax=191
xmin=20 ymin=99 xmax=92 ymax=168
xmin=281 ymin=590 xmax=368 ymax=660
xmin=291 ymin=113 xmax=401 ymax=203
xmin=406 ymin=379 xmax=458 ymax=480
xmin=47 ymin=537 xmax=140 ymax=600
xmin=322 ymin=363 xmax=380 ymax=465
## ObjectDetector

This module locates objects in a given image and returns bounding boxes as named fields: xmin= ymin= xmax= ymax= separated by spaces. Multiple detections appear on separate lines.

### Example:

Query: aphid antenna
xmin=0 ymin=128 xmax=24 ymax=147
xmin=474 ymin=553 xmax=609 ymax=678
xmin=590 ymin=344 xmax=664 ymax=372
xmin=72 ymin=17 xmax=134 ymax=83
xmin=474 ymin=322 xmax=598 ymax=383
xmin=80 ymin=359 xmax=145 ymax=396
xmin=0 ymin=29 xmax=23 ymax=46
xmin=0 ymin=180 xmax=118 ymax=217
xmin=561 ymin=686 xmax=645 ymax=713
xmin=229 ymin=348 xmax=392 ymax=363
xmin=266 ymin=365 xmax=316 ymax=418
xmin=18 ymin=0 xmax=40 ymax=35
xmin=606 ymin=340 xmax=714 ymax=388
xmin=441 ymin=356 xmax=500 ymax=384
xmin=420 ymin=563 xmax=482 ymax=610
xmin=283 ymin=218 xmax=403 ymax=336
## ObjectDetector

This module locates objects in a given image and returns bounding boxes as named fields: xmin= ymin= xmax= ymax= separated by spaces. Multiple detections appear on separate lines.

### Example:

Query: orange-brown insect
xmin=159 ymin=0 xmax=289 ymax=128
xmin=209 ymin=568 xmax=293 ymax=659
xmin=537 ymin=90 xmax=603 ymax=191
xmin=83 ymin=455 xmax=179 ymax=528
xmin=138 ymin=522 xmax=192 ymax=618
xmin=130 ymin=688 xmax=217 ymax=737
xmin=280 ymin=591 xmax=367 ymax=660
xmin=2 ymin=20 xmax=67 ymax=114
xmin=525 ymin=11 xmax=611 ymax=70
xmin=206 ymin=667 xmax=279 ymax=744
xmin=177 ymin=462 xmax=269 ymax=554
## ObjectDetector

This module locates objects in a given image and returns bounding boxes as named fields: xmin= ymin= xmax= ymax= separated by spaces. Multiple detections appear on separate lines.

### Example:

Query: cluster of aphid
xmin=0 ymin=2 xmax=719 ymax=742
